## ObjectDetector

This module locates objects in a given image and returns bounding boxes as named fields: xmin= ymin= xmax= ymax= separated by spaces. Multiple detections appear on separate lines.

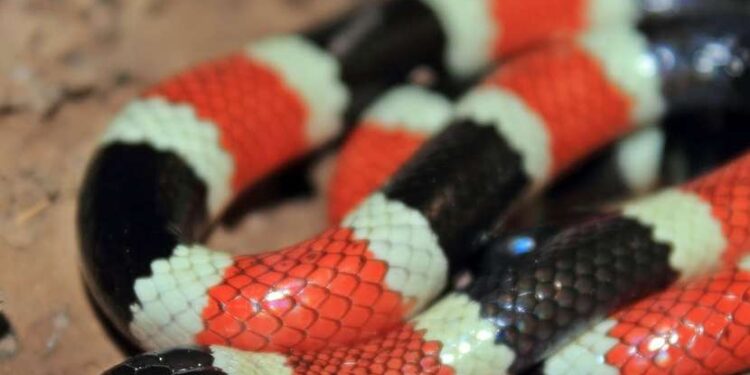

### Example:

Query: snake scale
xmin=75 ymin=0 xmax=750 ymax=374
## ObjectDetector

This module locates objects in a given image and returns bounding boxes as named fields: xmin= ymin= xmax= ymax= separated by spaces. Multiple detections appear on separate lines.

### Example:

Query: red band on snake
xmin=76 ymin=1 xmax=750 ymax=374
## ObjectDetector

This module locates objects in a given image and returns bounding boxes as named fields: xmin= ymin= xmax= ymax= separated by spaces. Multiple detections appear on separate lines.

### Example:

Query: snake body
xmin=77 ymin=1 xmax=750 ymax=374
xmin=105 ymin=152 xmax=750 ymax=374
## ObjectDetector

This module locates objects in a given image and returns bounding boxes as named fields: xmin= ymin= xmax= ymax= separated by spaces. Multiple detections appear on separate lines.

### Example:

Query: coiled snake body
xmin=77 ymin=1 xmax=750 ymax=374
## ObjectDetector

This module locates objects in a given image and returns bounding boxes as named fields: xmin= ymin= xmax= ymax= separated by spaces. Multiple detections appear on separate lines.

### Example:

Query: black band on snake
xmin=76 ymin=1 xmax=750 ymax=374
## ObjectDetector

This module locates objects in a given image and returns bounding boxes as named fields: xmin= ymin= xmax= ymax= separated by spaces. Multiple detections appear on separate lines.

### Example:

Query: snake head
xmin=103 ymin=347 xmax=223 ymax=375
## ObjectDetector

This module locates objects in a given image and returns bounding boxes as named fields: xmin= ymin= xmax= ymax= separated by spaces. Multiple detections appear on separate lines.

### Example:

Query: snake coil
xmin=77 ymin=1 xmax=750 ymax=374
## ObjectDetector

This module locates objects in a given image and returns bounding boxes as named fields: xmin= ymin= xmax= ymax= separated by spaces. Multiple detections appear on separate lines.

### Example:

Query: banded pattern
xmin=105 ymin=151 xmax=750 ymax=375
xmin=82 ymin=0 xmax=645 ymax=351
xmin=446 ymin=152 xmax=749 ymax=373
xmin=138 ymin=38 xmax=345 ymax=198
xmin=329 ymin=26 xmax=665 ymax=222
xmin=329 ymin=16 xmax=750 ymax=224
xmin=102 ymin=294 xmax=500 ymax=375
xmin=539 ymin=125 xmax=667 ymax=213
xmin=92 ymin=25 xmax=665 ymax=354
xmin=423 ymin=0 xmax=750 ymax=78
xmin=473 ymin=27 xmax=662 ymax=181
xmin=543 ymin=153 xmax=750 ymax=374
xmin=101 ymin=98 xmax=234 ymax=213
xmin=536 ymin=107 xmax=750 ymax=222
xmin=467 ymin=215 xmax=678 ymax=372
xmin=421 ymin=0 xmax=638 ymax=77
xmin=328 ymin=86 xmax=453 ymax=223
xmin=80 ymin=0 xmax=451 ymax=350
xmin=179 ymin=26 xmax=666 ymax=355
xmin=188 ymin=77 xmax=549 ymax=351
xmin=196 ymin=193 xmax=446 ymax=352
xmin=129 ymin=246 xmax=234 ymax=349
xmin=80 ymin=33 xmax=353 ymax=348
xmin=82 ymin=2 xmax=750 ymax=373
xmin=545 ymin=265 xmax=750 ymax=375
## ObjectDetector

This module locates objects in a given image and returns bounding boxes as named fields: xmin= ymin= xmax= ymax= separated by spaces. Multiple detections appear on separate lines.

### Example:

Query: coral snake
xmin=76 ymin=0 xmax=750 ymax=373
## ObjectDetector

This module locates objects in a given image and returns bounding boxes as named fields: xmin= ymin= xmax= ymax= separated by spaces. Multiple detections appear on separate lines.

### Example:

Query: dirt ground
xmin=0 ymin=1 xmax=354 ymax=373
